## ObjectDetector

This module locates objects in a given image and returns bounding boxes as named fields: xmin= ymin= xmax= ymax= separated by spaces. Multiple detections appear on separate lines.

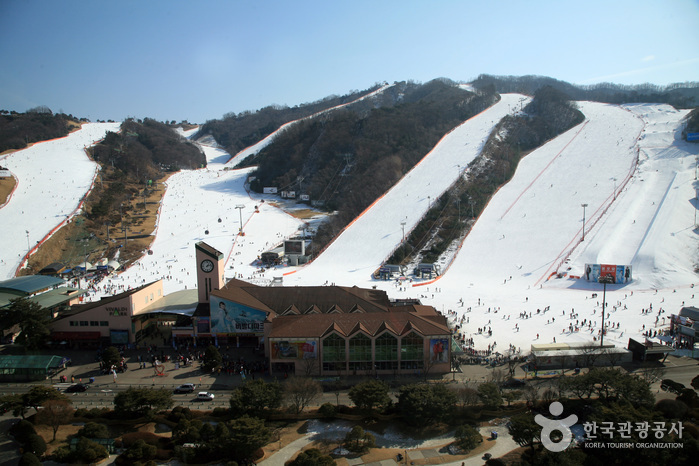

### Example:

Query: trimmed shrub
xmin=10 ymin=420 xmax=37 ymax=443
xmin=319 ymin=403 xmax=336 ymax=419
xmin=18 ymin=452 xmax=42 ymax=466
xmin=77 ymin=422 xmax=110 ymax=439
xmin=655 ymin=399 xmax=689 ymax=419
xmin=121 ymin=431 xmax=161 ymax=447
xmin=24 ymin=434 xmax=46 ymax=457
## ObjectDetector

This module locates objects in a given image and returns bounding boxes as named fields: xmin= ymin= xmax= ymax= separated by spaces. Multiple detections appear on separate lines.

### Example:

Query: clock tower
xmin=195 ymin=241 xmax=225 ymax=304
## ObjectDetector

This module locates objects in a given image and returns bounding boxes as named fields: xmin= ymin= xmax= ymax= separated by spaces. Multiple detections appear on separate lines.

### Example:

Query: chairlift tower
xmin=235 ymin=205 xmax=245 ymax=236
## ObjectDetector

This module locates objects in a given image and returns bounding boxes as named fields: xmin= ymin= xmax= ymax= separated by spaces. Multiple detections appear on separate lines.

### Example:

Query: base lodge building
xmin=44 ymin=242 xmax=452 ymax=376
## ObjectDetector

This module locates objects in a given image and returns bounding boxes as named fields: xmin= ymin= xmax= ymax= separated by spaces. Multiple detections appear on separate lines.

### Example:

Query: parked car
xmin=196 ymin=391 xmax=215 ymax=401
xmin=661 ymin=379 xmax=685 ymax=395
xmin=65 ymin=383 xmax=89 ymax=393
xmin=174 ymin=383 xmax=196 ymax=394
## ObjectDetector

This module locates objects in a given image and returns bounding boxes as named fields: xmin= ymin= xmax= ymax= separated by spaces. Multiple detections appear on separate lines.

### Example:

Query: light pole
xmin=611 ymin=178 xmax=617 ymax=200
xmin=581 ymin=203 xmax=588 ymax=241
xmin=25 ymin=230 xmax=30 ymax=254
xmin=235 ymin=205 xmax=245 ymax=236
xmin=599 ymin=275 xmax=614 ymax=347
xmin=400 ymin=221 xmax=406 ymax=242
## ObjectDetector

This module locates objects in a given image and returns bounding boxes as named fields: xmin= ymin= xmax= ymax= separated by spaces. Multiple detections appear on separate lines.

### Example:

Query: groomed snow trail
xmin=0 ymin=122 xmax=120 ymax=279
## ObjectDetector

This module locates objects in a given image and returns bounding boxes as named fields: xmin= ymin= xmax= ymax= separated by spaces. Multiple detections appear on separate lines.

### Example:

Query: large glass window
xmin=349 ymin=333 xmax=372 ymax=371
xmin=322 ymin=333 xmax=346 ymax=363
xmin=374 ymin=333 xmax=398 ymax=370
xmin=400 ymin=332 xmax=424 ymax=370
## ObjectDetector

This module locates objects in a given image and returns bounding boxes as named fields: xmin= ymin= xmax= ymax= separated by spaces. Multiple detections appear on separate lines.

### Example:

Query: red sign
xmin=600 ymin=264 xmax=616 ymax=282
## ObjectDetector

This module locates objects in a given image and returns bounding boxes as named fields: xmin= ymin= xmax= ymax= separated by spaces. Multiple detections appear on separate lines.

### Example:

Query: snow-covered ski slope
xmin=0 ymin=122 xmax=120 ymax=279
xmin=105 ymin=143 xmax=304 ymax=295
xmin=1 ymin=96 xmax=697 ymax=352
xmin=284 ymin=93 xmax=531 ymax=285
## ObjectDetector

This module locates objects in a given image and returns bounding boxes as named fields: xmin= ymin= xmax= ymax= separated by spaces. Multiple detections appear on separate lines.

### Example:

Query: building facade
xmin=45 ymin=241 xmax=452 ymax=375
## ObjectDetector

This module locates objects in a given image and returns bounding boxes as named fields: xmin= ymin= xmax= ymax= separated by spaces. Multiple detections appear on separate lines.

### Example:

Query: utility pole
xmin=599 ymin=275 xmax=614 ymax=347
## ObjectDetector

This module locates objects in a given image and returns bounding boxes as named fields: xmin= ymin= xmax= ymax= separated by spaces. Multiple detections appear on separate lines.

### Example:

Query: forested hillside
xmin=472 ymin=74 xmax=699 ymax=108
xmin=194 ymin=84 xmax=384 ymax=157
xmin=685 ymin=107 xmax=699 ymax=135
xmin=246 ymin=79 xmax=499 ymax=253
xmin=87 ymin=118 xmax=205 ymax=224
xmin=0 ymin=106 xmax=85 ymax=153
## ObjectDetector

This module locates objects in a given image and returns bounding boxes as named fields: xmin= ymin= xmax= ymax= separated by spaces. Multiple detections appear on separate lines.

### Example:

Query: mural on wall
xmin=430 ymin=338 xmax=449 ymax=363
xmin=271 ymin=340 xmax=317 ymax=359
xmin=210 ymin=296 xmax=266 ymax=335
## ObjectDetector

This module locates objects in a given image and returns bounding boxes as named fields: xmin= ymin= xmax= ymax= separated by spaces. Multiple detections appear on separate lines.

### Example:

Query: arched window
xmin=400 ymin=332 xmax=424 ymax=370
xmin=349 ymin=333 xmax=372 ymax=371
xmin=322 ymin=333 xmax=346 ymax=372
xmin=375 ymin=333 xmax=398 ymax=371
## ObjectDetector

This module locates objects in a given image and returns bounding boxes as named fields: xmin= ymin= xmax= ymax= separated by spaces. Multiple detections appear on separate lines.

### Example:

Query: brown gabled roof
xmin=268 ymin=309 xmax=449 ymax=339
xmin=213 ymin=281 xmax=392 ymax=315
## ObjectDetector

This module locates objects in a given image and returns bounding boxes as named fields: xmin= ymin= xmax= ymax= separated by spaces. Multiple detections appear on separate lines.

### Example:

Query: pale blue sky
xmin=1 ymin=0 xmax=697 ymax=123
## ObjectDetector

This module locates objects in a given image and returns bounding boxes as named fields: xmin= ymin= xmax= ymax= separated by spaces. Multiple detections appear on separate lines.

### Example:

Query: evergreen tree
xmin=348 ymin=379 xmax=391 ymax=410
xmin=0 ymin=298 xmax=51 ymax=349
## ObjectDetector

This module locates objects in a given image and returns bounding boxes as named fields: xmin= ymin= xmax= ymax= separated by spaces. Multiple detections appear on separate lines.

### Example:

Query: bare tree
xmin=522 ymin=384 xmax=540 ymax=407
xmin=284 ymin=376 xmax=322 ymax=414
xmin=303 ymin=357 xmax=319 ymax=376
xmin=576 ymin=345 xmax=602 ymax=369
xmin=489 ymin=368 xmax=506 ymax=386
xmin=506 ymin=353 xmax=520 ymax=379
xmin=457 ymin=384 xmax=480 ymax=408
xmin=636 ymin=364 xmax=667 ymax=385
xmin=603 ymin=347 xmax=625 ymax=368
xmin=36 ymin=399 xmax=74 ymax=441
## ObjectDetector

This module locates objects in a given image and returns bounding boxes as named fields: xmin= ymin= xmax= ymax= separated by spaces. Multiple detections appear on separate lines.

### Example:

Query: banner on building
xmin=271 ymin=340 xmax=317 ymax=359
xmin=430 ymin=338 xmax=449 ymax=363
xmin=210 ymin=296 xmax=266 ymax=335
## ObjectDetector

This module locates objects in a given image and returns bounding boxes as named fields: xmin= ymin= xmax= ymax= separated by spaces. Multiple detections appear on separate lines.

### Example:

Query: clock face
xmin=201 ymin=259 xmax=214 ymax=273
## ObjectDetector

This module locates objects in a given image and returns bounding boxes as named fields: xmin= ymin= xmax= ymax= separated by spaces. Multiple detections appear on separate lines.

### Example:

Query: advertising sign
xmin=263 ymin=187 xmax=278 ymax=194
xmin=430 ymin=338 xmax=449 ymax=363
xmin=110 ymin=329 xmax=129 ymax=344
xmin=584 ymin=264 xmax=632 ymax=283
xmin=271 ymin=340 xmax=317 ymax=359
xmin=284 ymin=240 xmax=305 ymax=255
xmin=210 ymin=296 xmax=266 ymax=335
